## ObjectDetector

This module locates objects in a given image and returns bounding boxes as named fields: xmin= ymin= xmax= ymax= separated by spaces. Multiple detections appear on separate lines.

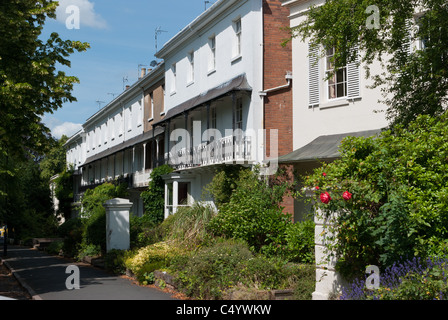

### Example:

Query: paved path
xmin=2 ymin=245 xmax=177 ymax=300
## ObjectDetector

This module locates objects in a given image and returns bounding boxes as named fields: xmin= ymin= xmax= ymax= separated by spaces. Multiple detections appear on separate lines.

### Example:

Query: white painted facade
xmin=65 ymin=130 xmax=86 ymax=172
xmin=65 ymin=64 xmax=166 ymax=217
xmin=155 ymin=0 xmax=266 ymax=216
xmin=281 ymin=0 xmax=389 ymax=152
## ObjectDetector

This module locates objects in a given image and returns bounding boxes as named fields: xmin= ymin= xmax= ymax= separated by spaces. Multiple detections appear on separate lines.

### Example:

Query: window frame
xmin=325 ymin=47 xmax=348 ymax=101
xmin=233 ymin=18 xmax=242 ymax=59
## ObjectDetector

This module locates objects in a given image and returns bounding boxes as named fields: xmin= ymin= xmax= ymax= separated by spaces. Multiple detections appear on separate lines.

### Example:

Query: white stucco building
xmin=65 ymin=63 xmax=166 ymax=216
xmin=154 ymin=0 xmax=293 ymax=217
xmin=65 ymin=0 xmax=294 ymax=219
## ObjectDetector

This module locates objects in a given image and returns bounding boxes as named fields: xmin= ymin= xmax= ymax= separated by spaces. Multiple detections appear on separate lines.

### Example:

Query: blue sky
xmin=42 ymin=0 xmax=217 ymax=139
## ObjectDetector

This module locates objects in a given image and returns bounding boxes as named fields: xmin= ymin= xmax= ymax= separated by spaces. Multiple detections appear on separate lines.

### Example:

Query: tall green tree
xmin=0 ymin=1 xmax=89 ymax=221
xmin=287 ymin=0 xmax=448 ymax=127
xmin=39 ymin=135 xmax=68 ymax=182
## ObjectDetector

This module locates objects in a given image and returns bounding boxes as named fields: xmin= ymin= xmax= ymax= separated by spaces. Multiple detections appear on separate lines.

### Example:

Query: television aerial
xmin=155 ymin=26 xmax=168 ymax=53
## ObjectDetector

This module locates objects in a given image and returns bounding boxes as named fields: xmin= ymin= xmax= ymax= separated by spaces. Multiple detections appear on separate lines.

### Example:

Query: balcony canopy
xmin=153 ymin=73 xmax=252 ymax=126
xmin=81 ymin=126 xmax=165 ymax=168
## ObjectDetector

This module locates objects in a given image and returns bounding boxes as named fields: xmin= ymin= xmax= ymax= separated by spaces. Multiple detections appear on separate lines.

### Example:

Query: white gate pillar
xmin=312 ymin=209 xmax=346 ymax=300
xmin=104 ymin=198 xmax=133 ymax=252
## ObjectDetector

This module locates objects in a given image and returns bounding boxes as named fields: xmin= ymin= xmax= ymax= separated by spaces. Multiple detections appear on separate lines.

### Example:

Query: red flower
xmin=315 ymin=186 xmax=320 ymax=190
xmin=322 ymin=172 xmax=327 ymax=177
xmin=343 ymin=191 xmax=352 ymax=201
xmin=320 ymin=192 xmax=332 ymax=204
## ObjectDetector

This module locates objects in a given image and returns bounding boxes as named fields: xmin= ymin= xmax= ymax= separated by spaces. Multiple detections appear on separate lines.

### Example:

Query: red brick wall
xmin=263 ymin=0 xmax=295 ymax=217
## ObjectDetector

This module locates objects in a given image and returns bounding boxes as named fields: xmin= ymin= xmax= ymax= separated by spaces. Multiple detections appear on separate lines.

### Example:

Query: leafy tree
xmin=287 ymin=0 xmax=448 ymax=127
xmin=0 ymin=0 xmax=89 ymax=233
xmin=0 ymin=0 xmax=89 ymax=198
xmin=40 ymin=135 xmax=69 ymax=182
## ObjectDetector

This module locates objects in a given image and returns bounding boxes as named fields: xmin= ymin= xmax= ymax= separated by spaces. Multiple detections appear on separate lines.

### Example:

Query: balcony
xmin=133 ymin=169 xmax=152 ymax=188
xmin=166 ymin=135 xmax=252 ymax=170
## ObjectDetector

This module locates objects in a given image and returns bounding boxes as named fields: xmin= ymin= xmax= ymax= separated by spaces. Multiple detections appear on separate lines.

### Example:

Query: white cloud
xmin=55 ymin=0 xmax=108 ymax=29
xmin=52 ymin=122 xmax=83 ymax=140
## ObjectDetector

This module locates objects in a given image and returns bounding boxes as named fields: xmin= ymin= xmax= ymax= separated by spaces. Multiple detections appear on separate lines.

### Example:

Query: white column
xmin=312 ymin=209 xmax=346 ymax=300
xmin=143 ymin=143 xmax=147 ymax=171
xmin=103 ymin=198 xmax=133 ymax=252
xmin=173 ymin=180 xmax=179 ymax=215
xmin=164 ymin=183 xmax=169 ymax=219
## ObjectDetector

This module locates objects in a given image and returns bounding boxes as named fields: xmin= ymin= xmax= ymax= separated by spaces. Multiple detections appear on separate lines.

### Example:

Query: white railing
xmin=165 ymin=135 xmax=252 ymax=170
xmin=133 ymin=169 xmax=152 ymax=188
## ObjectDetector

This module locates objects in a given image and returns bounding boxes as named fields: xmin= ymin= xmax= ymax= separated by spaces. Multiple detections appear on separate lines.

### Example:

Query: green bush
xmin=172 ymin=238 xmax=254 ymax=299
xmin=168 ymin=202 xmax=216 ymax=248
xmin=203 ymin=165 xmax=245 ymax=209
xmin=104 ymin=249 xmax=128 ymax=275
xmin=79 ymin=182 xmax=129 ymax=255
xmin=283 ymin=219 xmax=315 ymax=264
xmin=124 ymin=241 xmax=185 ymax=283
xmin=56 ymin=217 xmax=83 ymax=258
xmin=171 ymin=238 xmax=315 ymax=300
xmin=301 ymin=113 xmax=448 ymax=280
xmin=208 ymin=167 xmax=292 ymax=255
xmin=82 ymin=206 xmax=106 ymax=253
xmin=130 ymin=212 xmax=177 ymax=248
xmin=46 ymin=240 xmax=64 ymax=255
xmin=140 ymin=164 xmax=173 ymax=225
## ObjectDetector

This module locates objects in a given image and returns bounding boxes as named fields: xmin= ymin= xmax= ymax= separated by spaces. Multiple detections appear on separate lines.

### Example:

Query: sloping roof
xmin=81 ymin=126 xmax=165 ymax=167
xmin=278 ymin=129 xmax=383 ymax=163
xmin=153 ymin=73 xmax=252 ymax=126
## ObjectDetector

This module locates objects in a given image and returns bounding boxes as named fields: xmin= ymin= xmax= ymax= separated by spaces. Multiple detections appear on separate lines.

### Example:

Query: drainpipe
xmin=259 ymin=71 xmax=293 ymax=96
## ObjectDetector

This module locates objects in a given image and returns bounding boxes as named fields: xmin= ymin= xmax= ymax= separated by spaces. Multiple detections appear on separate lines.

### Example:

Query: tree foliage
xmin=0 ymin=0 xmax=88 ymax=235
xmin=288 ymin=0 xmax=448 ymax=127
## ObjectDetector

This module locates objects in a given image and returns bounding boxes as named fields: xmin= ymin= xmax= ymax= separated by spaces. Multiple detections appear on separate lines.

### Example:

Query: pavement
xmin=1 ymin=245 xmax=179 ymax=300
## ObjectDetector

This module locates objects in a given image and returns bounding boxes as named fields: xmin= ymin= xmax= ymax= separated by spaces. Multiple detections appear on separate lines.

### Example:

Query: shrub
xmin=82 ymin=205 xmax=106 ymax=253
xmin=46 ymin=240 xmax=64 ymax=255
xmin=104 ymin=249 xmax=128 ymax=275
xmin=208 ymin=167 xmax=292 ymax=254
xmin=56 ymin=217 xmax=83 ymax=257
xmin=203 ymin=165 xmax=245 ymax=209
xmin=79 ymin=182 xmax=129 ymax=254
xmin=140 ymin=164 xmax=173 ymax=225
xmin=283 ymin=219 xmax=315 ymax=264
xmin=130 ymin=213 xmax=177 ymax=248
xmin=171 ymin=238 xmax=315 ymax=300
xmin=76 ymin=243 xmax=101 ymax=261
xmin=172 ymin=238 xmax=254 ymax=299
xmin=168 ymin=202 xmax=216 ymax=248
xmin=341 ymin=256 xmax=448 ymax=300
xmin=301 ymin=114 xmax=448 ymax=280
xmin=124 ymin=241 xmax=184 ymax=283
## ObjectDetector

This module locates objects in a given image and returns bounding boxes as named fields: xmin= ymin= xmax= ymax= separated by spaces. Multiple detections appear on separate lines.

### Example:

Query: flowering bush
xmin=124 ymin=241 xmax=184 ymax=283
xmin=301 ymin=114 xmax=448 ymax=280
xmin=341 ymin=256 xmax=448 ymax=300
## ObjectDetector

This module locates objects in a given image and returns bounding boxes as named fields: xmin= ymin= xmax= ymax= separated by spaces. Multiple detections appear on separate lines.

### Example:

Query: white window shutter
xmin=347 ymin=46 xmax=360 ymax=99
xmin=308 ymin=43 xmax=320 ymax=106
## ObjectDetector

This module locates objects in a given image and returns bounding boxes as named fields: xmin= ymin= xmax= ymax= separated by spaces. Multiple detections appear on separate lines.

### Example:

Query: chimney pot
xmin=140 ymin=68 xmax=146 ymax=78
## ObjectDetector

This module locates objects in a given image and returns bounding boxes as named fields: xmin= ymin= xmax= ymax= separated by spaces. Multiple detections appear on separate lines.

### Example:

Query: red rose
xmin=320 ymin=192 xmax=332 ymax=204
xmin=315 ymin=186 xmax=319 ymax=190
xmin=343 ymin=191 xmax=352 ymax=201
